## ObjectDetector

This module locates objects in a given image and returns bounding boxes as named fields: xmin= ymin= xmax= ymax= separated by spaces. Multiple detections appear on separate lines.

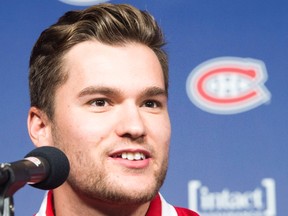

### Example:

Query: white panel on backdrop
xmin=188 ymin=178 xmax=276 ymax=216
xmin=59 ymin=0 xmax=109 ymax=6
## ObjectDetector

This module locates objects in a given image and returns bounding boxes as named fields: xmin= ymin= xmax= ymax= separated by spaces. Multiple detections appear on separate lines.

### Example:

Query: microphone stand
xmin=0 ymin=163 xmax=26 ymax=216
xmin=0 ymin=197 xmax=14 ymax=216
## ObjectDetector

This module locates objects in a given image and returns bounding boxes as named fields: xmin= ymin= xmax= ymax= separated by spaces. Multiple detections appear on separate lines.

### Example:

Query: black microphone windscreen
xmin=25 ymin=146 xmax=70 ymax=190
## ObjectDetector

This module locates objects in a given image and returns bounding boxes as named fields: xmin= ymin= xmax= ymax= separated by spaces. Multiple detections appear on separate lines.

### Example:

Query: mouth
xmin=109 ymin=149 xmax=151 ymax=161
xmin=109 ymin=150 xmax=151 ymax=169
xmin=111 ymin=152 xmax=147 ymax=161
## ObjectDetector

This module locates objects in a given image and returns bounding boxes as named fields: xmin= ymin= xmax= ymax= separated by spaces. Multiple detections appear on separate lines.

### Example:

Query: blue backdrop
xmin=0 ymin=1 xmax=287 ymax=215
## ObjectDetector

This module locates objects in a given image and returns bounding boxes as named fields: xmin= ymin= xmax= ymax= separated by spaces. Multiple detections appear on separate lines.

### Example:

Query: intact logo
xmin=188 ymin=178 xmax=276 ymax=216
xmin=186 ymin=57 xmax=271 ymax=114
xmin=58 ymin=0 xmax=109 ymax=6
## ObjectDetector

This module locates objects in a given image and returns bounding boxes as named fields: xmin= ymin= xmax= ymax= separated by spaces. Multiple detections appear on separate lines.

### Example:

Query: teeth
xmin=134 ymin=153 xmax=141 ymax=160
xmin=121 ymin=152 xmax=146 ymax=161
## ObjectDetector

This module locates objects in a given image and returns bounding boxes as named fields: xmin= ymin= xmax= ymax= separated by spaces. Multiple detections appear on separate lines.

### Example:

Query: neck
xmin=53 ymin=183 xmax=151 ymax=216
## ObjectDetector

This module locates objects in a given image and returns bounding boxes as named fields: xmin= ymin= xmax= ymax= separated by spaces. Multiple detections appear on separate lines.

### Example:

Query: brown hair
xmin=29 ymin=3 xmax=168 ymax=120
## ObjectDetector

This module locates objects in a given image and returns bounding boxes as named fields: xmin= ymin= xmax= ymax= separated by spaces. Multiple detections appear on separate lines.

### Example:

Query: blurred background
xmin=0 ymin=1 xmax=287 ymax=215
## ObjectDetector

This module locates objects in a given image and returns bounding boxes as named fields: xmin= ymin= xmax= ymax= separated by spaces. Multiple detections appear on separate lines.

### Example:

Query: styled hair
xmin=29 ymin=3 xmax=168 ymax=120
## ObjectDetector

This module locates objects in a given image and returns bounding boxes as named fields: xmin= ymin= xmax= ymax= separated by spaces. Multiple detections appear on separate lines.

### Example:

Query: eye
xmin=143 ymin=100 xmax=161 ymax=108
xmin=90 ymin=99 xmax=109 ymax=107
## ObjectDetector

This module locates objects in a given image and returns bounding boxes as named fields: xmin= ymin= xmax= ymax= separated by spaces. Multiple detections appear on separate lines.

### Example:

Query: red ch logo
xmin=186 ymin=57 xmax=271 ymax=114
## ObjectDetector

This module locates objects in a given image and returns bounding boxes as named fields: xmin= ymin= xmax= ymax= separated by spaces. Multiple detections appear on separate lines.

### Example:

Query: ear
xmin=27 ymin=107 xmax=53 ymax=148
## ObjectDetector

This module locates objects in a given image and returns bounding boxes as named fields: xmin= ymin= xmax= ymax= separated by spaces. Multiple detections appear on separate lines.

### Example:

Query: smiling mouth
xmin=111 ymin=152 xmax=147 ymax=161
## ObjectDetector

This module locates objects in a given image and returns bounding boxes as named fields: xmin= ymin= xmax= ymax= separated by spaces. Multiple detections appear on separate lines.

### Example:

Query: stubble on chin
xmin=51 ymin=125 xmax=169 ymax=205
xmin=67 ymin=153 xmax=168 ymax=205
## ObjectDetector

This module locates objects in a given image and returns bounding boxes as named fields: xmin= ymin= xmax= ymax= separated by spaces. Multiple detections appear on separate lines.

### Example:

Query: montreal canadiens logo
xmin=58 ymin=0 xmax=109 ymax=6
xmin=186 ymin=57 xmax=271 ymax=114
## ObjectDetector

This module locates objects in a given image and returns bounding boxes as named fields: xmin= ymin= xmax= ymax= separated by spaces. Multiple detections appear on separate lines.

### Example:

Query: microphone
xmin=0 ymin=146 xmax=70 ymax=197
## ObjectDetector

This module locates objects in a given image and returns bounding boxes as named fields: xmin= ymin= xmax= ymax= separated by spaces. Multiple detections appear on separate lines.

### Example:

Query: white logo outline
xmin=186 ymin=57 xmax=271 ymax=114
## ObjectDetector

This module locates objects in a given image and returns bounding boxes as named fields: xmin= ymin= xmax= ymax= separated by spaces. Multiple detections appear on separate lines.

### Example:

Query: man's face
xmin=50 ymin=41 xmax=171 ymax=204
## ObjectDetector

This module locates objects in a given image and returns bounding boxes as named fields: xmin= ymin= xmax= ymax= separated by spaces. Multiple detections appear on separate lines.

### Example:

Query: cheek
xmin=151 ymin=115 xmax=171 ymax=140
xmin=148 ymin=115 xmax=171 ymax=153
xmin=56 ymin=112 xmax=103 ymax=144
xmin=158 ymin=119 xmax=171 ymax=156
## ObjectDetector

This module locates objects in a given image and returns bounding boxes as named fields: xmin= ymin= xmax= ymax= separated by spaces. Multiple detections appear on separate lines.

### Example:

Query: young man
xmin=27 ymin=3 xmax=199 ymax=216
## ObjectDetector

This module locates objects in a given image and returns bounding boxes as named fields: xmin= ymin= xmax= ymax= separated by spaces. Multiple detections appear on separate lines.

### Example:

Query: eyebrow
xmin=140 ymin=86 xmax=168 ymax=98
xmin=77 ymin=86 xmax=167 ymax=99
xmin=78 ymin=86 xmax=122 ymax=98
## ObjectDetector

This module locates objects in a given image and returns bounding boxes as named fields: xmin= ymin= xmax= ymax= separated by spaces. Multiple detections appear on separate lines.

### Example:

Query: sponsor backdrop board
xmin=0 ymin=1 xmax=287 ymax=215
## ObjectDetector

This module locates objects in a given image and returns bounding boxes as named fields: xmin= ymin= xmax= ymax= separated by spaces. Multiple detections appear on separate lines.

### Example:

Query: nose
xmin=115 ymin=103 xmax=146 ymax=140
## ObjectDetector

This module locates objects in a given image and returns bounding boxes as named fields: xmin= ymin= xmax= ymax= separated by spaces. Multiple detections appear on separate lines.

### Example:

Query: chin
xmin=105 ymin=188 xmax=157 ymax=205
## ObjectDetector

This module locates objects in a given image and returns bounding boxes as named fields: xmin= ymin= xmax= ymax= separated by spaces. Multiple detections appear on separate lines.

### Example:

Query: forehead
xmin=60 ymin=41 xmax=165 ymax=90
